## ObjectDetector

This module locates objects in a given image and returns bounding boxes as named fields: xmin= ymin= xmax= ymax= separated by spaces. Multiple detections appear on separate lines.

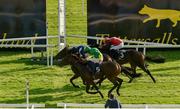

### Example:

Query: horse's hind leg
xmin=70 ymin=74 xmax=80 ymax=88
xmin=116 ymin=77 xmax=123 ymax=96
xmin=140 ymin=65 xmax=156 ymax=83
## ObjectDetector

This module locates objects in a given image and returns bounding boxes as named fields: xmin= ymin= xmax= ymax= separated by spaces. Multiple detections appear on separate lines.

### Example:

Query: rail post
xmin=64 ymin=103 xmax=67 ymax=109
xmin=26 ymin=80 xmax=29 ymax=109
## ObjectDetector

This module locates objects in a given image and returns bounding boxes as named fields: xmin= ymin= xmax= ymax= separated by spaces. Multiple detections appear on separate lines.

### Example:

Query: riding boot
xmin=94 ymin=63 xmax=101 ymax=79
xmin=110 ymin=49 xmax=118 ymax=59
xmin=87 ymin=61 xmax=96 ymax=79
xmin=93 ymin=66 xmax=97 ymax=80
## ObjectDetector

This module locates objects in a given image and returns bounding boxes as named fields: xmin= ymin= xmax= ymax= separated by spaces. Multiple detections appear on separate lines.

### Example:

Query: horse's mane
xmin=71 ymin=54 xmax=87 ymax=64
xmin=98 ymin=44 xmax=111 ymax=54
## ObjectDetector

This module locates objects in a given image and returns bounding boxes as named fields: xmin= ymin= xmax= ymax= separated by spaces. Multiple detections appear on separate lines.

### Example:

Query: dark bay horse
xmin=96 ymin=44 xmax=165 ymax=83
xmin=59 ymin=53 xmax=126 ymax=98
xmin=55 ymin=46 xmax=135 ymax=81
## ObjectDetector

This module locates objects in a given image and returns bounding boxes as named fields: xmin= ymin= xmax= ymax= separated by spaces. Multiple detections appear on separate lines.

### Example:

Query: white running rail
xmin=57 ymin=103 xmax=180 ymax=109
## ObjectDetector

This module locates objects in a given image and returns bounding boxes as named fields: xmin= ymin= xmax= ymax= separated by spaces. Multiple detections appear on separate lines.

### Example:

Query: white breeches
xmin=88 ymin=58 xmax=102 ymax=64
xmin=110 ymin=43 xmax=124 ymax=50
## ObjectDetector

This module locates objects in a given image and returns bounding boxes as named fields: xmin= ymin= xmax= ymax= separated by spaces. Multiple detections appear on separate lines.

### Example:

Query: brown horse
xmin=57 ymin=50 xmax=132 ymax=98
xmin=55 ymin=46 xmax=135 ymax=81
xmin=97 ymin=44 xmax=165 ymax=83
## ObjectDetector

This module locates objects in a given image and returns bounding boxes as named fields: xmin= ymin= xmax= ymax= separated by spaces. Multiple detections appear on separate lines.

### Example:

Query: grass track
xmin=0 ymin=0 xmax=180 ymax=107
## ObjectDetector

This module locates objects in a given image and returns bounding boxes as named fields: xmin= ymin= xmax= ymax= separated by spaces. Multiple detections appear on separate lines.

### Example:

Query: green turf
xmin=0 ymin=0 xmax=180 ymax=107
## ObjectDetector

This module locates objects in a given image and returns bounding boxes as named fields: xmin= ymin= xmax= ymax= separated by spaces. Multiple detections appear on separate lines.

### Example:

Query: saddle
xmin=110 ymin=49 xmax=127 ymax=60
xmin=117 ymin=49 xmax=127 ymax=60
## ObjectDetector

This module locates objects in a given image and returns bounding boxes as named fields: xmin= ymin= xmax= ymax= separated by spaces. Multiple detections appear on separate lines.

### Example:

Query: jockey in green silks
xmin=84 ymin=46 xmax=103 ymax=64
xmin=84 ymin=46 xmax=103 ymax=76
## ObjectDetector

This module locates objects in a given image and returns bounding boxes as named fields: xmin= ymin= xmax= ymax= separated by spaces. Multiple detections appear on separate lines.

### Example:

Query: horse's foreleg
xmin=91 ymin=77 xmax=106 ymax=90
xmin=116 ymin=77 xmax=123 ymax=96
xmin=92 ymin=83 xmax=104 ymax=98
xmin=90 ymin=76 xmax=106 ymax=90
xmin=86 ymin=84 xmax=104 ymax=98
xmin=108 ymin=79 xmax=118 ymax=97
xmin=97 ymin=76 xmax=106 ymax=87
xmin=86 ymin=85 xmax=99 ymax=94
xmin=70 ymin=74 xmax=80 ymax=88
xmin=121 ymin=66 xmax=133 ymax=80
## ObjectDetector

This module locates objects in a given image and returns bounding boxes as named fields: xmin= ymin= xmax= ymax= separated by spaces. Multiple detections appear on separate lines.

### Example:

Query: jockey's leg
xmin=87 ymin=61 xmax=95 ymax=74
xmin=79 ymin=46 xmax=86 ymax=58
xmin=110 ymin=49 xmax=119 ymax=59
xmin=90 ymin=58 xmax=101 ymax=72
xmin=95 ymin=63 xmax=100 ymax=73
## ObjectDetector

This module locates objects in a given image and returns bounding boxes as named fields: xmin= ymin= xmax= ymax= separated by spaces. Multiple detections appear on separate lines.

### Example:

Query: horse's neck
xmin=72 ymin=61 xmax=90 ymax=75
xmin=71 ymin=58 xmax=87 ymax=66
xmin=101 ymin=48 xmax=110 ymax=54
xmin=103 ymin=54 xmax=112 ymax=62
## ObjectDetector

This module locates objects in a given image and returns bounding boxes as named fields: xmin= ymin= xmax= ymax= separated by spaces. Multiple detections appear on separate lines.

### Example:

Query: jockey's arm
xmin=79 ymin=49 xmax=86 ymax=58
xmin=86 ymin=54 xmax=93 ymax=60
xmin=93 ymin=51 xmax=103 ymax=63
xmin=98 ymin=53 xmax=103 ymax=63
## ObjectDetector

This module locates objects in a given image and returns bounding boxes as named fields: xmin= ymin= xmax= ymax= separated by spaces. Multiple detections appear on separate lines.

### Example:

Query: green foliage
xmin=0 ymin=0 xmax=180 ymax=107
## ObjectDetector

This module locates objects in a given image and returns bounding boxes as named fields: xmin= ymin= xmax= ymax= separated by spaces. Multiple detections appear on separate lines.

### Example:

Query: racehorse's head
xmin=58 ymin=54 xmax=70 ymax=66
xmin=59 ymin=54 xmax=85 ymax=66
xmin=54 ymin=45 xmax=70 ymax=60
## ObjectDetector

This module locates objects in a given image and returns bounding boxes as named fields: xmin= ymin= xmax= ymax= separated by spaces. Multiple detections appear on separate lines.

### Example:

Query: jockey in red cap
xmin=104 ymin=37 xmax=124 ymax=50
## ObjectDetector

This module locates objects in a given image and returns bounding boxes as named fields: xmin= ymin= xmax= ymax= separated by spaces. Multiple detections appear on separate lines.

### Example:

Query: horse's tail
xmin=145 ymin=55 xmax=165 ymax=63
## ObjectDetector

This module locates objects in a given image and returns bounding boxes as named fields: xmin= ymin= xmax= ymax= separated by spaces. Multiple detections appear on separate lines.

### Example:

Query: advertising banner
xmin=87 ymin=0 xmax=180 ymax=46
xmin=0 ymin=0 xmax=46 ymax=50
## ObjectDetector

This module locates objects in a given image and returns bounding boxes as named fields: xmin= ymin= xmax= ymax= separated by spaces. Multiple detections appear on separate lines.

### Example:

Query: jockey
xmin=71 ymin=45 xmax=103 ymax=76
xmin=71 ymin=45 xmax=89 ymax=58
xmin=104 ymin=37 xmax=124 ymax=59
xmin=84 ymin=46 xmax=103 ymax=77
xmin=84 ymin=46 xmax=103 ymax=63
xmin=104 ymin=37 xmax=124 ymax=50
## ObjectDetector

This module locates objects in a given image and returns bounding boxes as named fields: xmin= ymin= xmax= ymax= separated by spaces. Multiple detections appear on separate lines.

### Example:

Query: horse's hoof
xmin=90 ymin=87 xmax=95 ymax=90
xmin=153 ymin=80 xmax=156 ymax=83
xmin=99 ymin=93 xmax=104 ymax=98
xmin=101 ymin=95 xmax=104 ymax=99
xmin=108 ymin=93 xmax=110 ymax=97
xmin=128 ymin=79 xmax=133 ymax=83
xmin=74 ymin=85 xmax=80 ymax=88
xmin=117 ymin=93 xmax=120 ymax=96
xmin=135 ymin=73 xmax=142 ymax=77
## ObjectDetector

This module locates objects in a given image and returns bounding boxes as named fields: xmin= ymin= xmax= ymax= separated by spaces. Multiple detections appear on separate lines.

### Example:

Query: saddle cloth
xmin=110 ymin=49 xmax=127 ymax=60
